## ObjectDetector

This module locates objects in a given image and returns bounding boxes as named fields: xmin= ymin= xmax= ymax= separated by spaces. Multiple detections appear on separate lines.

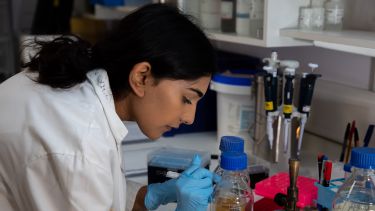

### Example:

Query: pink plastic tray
xmin=254 ymin=172 xmax=318 ymax=208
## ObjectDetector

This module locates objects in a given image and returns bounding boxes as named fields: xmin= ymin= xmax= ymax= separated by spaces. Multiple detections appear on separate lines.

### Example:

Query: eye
xmin=182 ymin=96 xmax=192 ymax=105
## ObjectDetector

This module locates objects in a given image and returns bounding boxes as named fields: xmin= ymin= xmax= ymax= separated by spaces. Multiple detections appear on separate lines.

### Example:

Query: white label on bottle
xmin=240 ymin=105 xmax=253 ymax=131
xmin=326 ymin=8 xmax=344 ymax=24
xmin=249 ymin=0 xmax=264 ymax=20
xmin=221 ymin=2 xmax=233 ymax=19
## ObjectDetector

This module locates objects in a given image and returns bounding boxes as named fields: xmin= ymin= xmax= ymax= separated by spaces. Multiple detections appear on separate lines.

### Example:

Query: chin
xmin=137 ymin=124 xmax=163 ymax=140
xmin=144 ymin=131 xmax=162 ymax=141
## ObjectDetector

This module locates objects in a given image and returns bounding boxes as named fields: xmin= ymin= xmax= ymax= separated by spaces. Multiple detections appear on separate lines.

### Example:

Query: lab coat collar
xmin=87 ymin=69 xmax=128 ymax=144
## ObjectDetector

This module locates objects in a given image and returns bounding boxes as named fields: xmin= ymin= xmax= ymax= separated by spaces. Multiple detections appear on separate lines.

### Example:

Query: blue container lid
xmin=343 ymin=163 xmax=352 ymax=173
xmin=212 ymin=69 xmax=255 ymax=86
xmin=350 ymin=147 xmax=375 ymax=169
xmin=220 ymin=152 xmax=247 ymax=171
xmin=219 ymin=136 xmax=244 ymax=153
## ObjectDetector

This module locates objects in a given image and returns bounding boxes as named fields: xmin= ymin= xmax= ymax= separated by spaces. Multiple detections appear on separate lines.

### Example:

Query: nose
xmin=180 ymin=105 xmax=196 ymax=125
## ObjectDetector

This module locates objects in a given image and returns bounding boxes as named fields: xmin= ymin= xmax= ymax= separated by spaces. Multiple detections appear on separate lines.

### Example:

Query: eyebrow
xmin=188 ymin=88 xmax=203 ymax=98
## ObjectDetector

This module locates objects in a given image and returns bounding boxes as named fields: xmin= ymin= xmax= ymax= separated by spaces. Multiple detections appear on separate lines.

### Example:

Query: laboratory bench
xmin=121 ymin=131 xmax=341 ymax=210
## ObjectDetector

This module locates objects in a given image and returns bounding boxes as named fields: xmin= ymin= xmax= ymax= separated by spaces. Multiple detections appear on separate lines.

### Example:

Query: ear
xmin=129 ymin=62 xmax=152 ymax=97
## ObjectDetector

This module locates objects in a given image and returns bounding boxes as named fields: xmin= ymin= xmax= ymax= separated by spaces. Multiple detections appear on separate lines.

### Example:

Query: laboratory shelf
xmin=206 ymin=30 xmax=266 ymax=47
xmin=280 ymin=28 xmax=375 ymax=57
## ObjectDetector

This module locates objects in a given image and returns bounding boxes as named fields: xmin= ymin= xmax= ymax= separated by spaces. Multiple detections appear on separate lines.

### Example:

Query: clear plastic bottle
xmin=200 ymin=0 xmax=221 ymax=30
xmin=236 ymin=0 xmax=251 ymax=36
xmin=249 ymin=0 xmax=264 ymax=39
xmin=220 ymin=0 xmax=236 ymax=32
xmin=332 ymin=147 xmax=375 ymax=211
xmin=324 ymin=0 xmax=345 ymax=31
xmin=211 ymin=152 xmax=254 ymax=211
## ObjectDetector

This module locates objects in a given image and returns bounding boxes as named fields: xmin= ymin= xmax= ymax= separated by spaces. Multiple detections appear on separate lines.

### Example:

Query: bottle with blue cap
xmin=333 ymin=147 xmax=375 ymax=210
xmin=215 ymin=136 xmax=246 ymax=176
xmin=211 ymin=152 xmax=253 ymax=211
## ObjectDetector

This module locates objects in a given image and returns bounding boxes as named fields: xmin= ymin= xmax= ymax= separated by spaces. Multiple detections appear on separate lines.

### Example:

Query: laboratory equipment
xmin=282 ymin=67 xmax=296 ymax=153
xmin=299 ymin=6 xmax=314 ymax=30
xmin=249 ymin=0 xmax=264 ymax=39
xmin=286 ymin=158 xmax=300 ymax=211
xmin=215 ymin=135 xmax=245 ymax=176
xmin=315 ymin=178 xmax=345 ymax=210
xmin=200 ymin=0 xmax=221 ymax=30
xmin=236 ymin=0 xmax=251 ymax=36
xmin=211 ymin=152 xmax=253 ymax=211
xmin=296 ymin=63 xmax=321 ymax=156
xmin=310 ymin=0 xmax=325 ymax=31
xmin=210 ymin=70 xmax=256 ymax=151
xmin=219 ymin=135 xmax=245 ymax=153
xmin=220 ymin=0 xmax=236 ymax=32
xmin=262 ymin=52 xmax=280 ymax=150
xmin=332 ymin=147 xmax=375 ymax=211
xmin=248 ymin=164 xmax=269 ymax=189
xmin=324 ymin=0 xmax=345 ymax=31
xmin=254 ymin=172 xmax=318 ymax=209
xmin=147 ymin=147 xmax=210 ymax=184
xmin=262 ymin=52 xmax=321 ymax=160
xmin=299 ymin=0 xmax=325 ymax=31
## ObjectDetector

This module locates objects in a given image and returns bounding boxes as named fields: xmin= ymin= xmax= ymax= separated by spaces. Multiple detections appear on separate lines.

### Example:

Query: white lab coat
xmin=0 ymin=69 xmax=138 ymax=211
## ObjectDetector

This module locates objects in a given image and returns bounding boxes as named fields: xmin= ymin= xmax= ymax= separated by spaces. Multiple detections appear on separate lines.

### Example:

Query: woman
xmin=0 ymin=3 xmax=220 ymax=211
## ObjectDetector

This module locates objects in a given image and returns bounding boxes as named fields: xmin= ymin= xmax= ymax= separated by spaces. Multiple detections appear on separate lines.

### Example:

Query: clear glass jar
xmin=332 ymin=147 xmax=375 ymax=211
xmin=324 ymin=0 xmax=345 ymax=31
xmin=211 ymin=152 xmax=253 ymax=211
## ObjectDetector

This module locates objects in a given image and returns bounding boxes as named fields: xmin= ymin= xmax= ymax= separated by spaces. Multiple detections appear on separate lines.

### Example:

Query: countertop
xmin=121 ymin=130 xmax=342 ymax=210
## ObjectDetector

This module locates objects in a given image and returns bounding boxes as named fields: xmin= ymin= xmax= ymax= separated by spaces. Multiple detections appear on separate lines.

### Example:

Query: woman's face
xmin=129 ymin=75 xmax=211 ymax=140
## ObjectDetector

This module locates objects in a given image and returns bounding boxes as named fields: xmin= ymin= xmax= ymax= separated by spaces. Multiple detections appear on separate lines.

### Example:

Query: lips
xmin=166 ymin=125 xmax=179 ymax=131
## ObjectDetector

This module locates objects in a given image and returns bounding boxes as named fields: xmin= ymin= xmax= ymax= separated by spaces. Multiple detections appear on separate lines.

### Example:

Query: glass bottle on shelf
xmin=220 ymin=0 xmax=236 ymax=33
xmin=324 ymin=0 xmax=345 ymax=31
xmin=236 ymin=0 xmax=251 ymax=36
xmin=249 ymin=0 xmax=264 ymax=39
xmin=200 ymin=0 xmax=221 ymax=30
xmin=310 ymin=0 xmax=325 ymax=31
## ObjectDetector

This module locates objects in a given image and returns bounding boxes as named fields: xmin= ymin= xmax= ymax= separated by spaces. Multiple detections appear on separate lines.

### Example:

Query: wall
xmin=215 ymin=41 xmax=375 ymax=147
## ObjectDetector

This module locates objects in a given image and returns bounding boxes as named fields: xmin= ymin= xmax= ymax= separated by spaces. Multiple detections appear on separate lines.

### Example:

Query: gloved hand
xmin=175 ymin=155 xmax=221 ymax=211
xmin=144 ymin=177 xmax=178 ymax=210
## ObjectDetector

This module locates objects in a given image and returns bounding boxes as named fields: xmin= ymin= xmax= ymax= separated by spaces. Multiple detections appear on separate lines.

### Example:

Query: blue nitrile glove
xmin=175 ymin=155 xmax=221 ymax=211
xmin=144 ymin=177 xmax=178 ymax=210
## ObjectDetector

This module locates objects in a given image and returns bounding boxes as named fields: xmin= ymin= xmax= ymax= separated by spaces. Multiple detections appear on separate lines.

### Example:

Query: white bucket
xmin=210 ymin=71 xmax=255 ymax=153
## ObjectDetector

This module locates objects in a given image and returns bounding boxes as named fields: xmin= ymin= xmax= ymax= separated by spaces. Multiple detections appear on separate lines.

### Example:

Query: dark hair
xmin=23 ymin=3 xmax=218 ymax=98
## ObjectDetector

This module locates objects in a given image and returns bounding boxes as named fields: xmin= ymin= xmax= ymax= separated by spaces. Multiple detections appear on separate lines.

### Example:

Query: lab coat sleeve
xmin=19 ymin=153 xmax=114 ymax=211
xmin=125 ymin=179 xmax=143 ymax=211
xmin=0 ymin=182 xmax=15 ymax=211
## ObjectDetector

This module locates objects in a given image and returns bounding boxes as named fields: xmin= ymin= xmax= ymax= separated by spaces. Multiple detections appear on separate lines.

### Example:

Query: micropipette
xmin=283 ymin=67 xmax=295 ymax=153
xmin=296 ymin=63 xmax=321 ymax=156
